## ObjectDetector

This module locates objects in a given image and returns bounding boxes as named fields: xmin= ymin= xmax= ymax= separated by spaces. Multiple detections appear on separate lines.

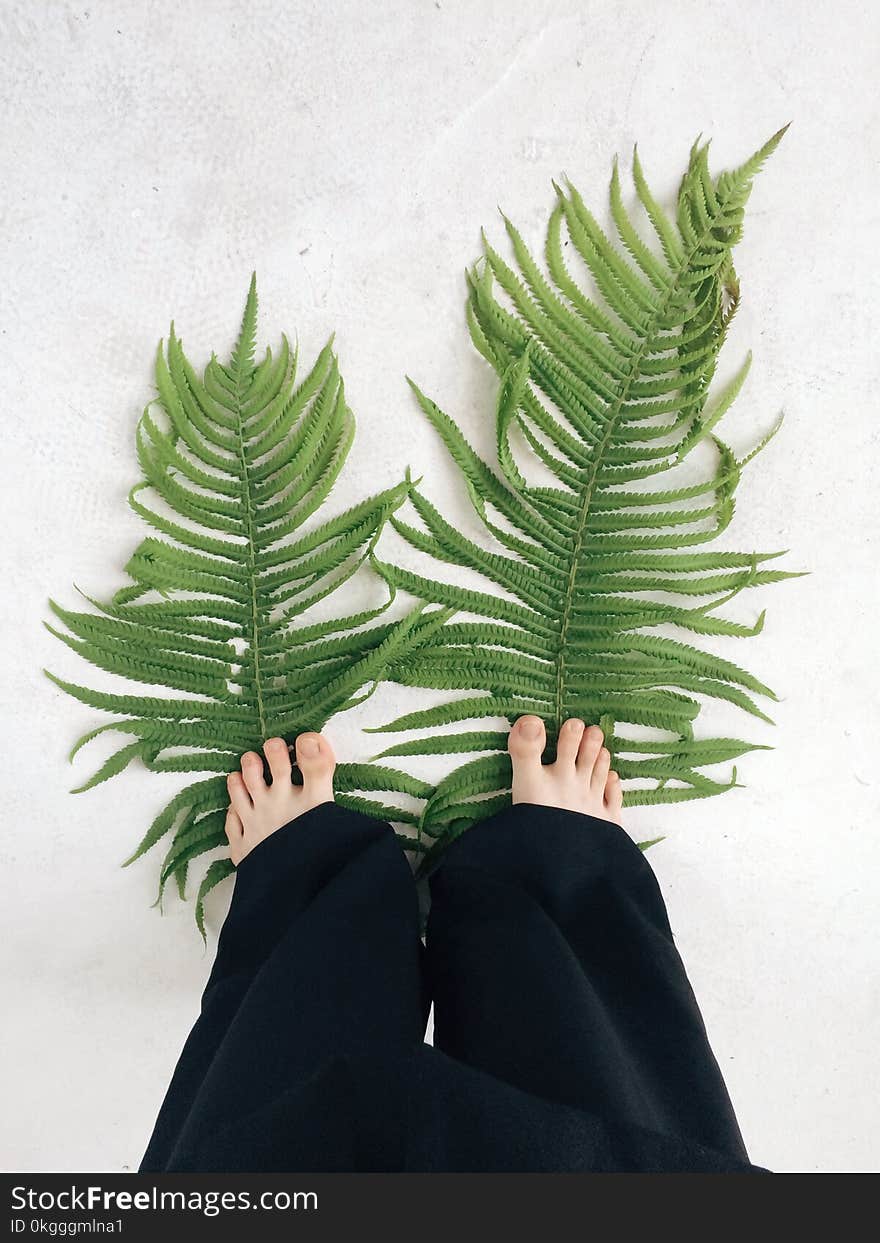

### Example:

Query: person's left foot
xmin=225 ymin=733 xmax=336 ymax=866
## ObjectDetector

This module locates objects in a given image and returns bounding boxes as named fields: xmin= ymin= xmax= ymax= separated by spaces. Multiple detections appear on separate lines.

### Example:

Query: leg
xmin=425 ymin=716 xmax=750 ymax=1165
xmin=140 ymin=733 xmax=425 ymax=1172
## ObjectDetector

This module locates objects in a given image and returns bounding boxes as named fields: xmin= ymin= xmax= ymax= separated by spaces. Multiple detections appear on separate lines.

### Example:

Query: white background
xmin=2 ymin=0 xmax=878 ymax=1174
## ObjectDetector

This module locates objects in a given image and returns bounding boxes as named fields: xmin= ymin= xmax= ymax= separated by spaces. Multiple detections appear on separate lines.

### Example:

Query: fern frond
xmin=375 ymin=131 xmax=803 ymax=871
xmin=47 ymin=275 xmax=429 ymax=920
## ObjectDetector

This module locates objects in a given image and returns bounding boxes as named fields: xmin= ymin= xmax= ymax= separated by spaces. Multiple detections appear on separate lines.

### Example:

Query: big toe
xmin=295 ymin=732 xmax=335 ymax=799
xmin=508 ymin=715 xmax=546 ymax=772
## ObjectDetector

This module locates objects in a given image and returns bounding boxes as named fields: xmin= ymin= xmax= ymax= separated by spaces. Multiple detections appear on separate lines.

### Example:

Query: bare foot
xmin=224 ymin=733 xmax=336 ymax=866
xmin=508 ymin=716 xmax=623 ymax=825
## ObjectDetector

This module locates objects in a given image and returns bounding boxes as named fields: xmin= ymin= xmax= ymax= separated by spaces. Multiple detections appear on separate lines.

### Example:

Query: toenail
xmin=299 ymin=735 xmax=320 ymax=757
xmin=519 ymin=718 xmax=542 ymax=738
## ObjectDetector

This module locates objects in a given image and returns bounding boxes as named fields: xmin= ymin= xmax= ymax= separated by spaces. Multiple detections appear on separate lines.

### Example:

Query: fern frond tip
xmin=736 ymin=124 xmax=790 ymax=184
xmin=404 ymin=375 xmax=431 ymax=407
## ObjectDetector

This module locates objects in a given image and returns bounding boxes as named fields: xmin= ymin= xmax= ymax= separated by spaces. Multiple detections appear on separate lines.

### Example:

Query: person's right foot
xmin=508 ymin=716 xmax=623 ymax=825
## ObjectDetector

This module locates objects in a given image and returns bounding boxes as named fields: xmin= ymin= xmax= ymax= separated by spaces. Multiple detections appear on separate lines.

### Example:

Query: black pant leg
xmin=140 ymin=803 xmax=425 ymax=1172
xmin=425 ymin=802 xmax=750 ymax=1164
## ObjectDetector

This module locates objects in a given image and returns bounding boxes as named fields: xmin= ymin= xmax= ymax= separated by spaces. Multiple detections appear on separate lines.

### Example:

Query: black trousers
xmin=139 ymin=803 xmax=767 ymax=1173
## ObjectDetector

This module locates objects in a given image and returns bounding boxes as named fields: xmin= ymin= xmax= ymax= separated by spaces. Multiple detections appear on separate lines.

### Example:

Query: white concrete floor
xmin=2 ymin=0 xmax=879 ymax=1174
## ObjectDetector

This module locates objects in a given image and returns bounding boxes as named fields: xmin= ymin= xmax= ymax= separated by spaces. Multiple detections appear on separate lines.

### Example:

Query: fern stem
xmin=229 ymin=298 xmax=270 ymax=742
xmin=553 ymin=213 xmax=732 ymax=735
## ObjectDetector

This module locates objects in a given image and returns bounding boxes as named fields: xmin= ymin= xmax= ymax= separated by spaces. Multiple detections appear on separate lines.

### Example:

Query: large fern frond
xmin=45 ymin=276 xmax=441 ymax=928
xmin=369 ymin=130 xmax=804 ymax=864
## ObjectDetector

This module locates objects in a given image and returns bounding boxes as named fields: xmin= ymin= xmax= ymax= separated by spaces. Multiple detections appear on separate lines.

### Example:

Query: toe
xmin=239 ymin=750 xmax=267 ymax=799
xmin=226 ymin=771 xmax=252 ymax=818
xmin=604 ymin=771 xmax=623 ymax=821
xmin=576 ymin=724 xmax=604 ymax=774
xmin=591 ymin=745 xmax=612 ymax=793
xmin=554 ymin=718 xmax=585 ymax=767
xmin=295 ymin=732 xmax=335 ymax=799
xmin=263 ymin=736 xmax=292 ymax=787
xmin=508 ymin=715 xmax=546 ymax=771
xmin=224 ymin=806 xmax=243 ymax=843
xmin=225 ymin=806 xmax=245 ymax=865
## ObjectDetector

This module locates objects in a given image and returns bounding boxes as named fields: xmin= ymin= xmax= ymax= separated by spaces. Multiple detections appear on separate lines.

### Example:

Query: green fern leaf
xmin=47 ymin=275 xmax=433 ymax=918
xmin=374 ymin=130 xmax=804 ymax=871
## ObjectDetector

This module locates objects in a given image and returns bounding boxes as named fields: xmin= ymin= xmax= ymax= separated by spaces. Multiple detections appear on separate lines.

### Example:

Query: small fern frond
xmin=46 ymin=277 xmax=429 ymax=920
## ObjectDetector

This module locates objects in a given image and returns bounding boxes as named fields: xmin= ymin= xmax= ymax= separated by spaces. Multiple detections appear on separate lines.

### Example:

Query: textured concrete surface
xmin=2 ymin=0 xmax=878 ymax=1173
